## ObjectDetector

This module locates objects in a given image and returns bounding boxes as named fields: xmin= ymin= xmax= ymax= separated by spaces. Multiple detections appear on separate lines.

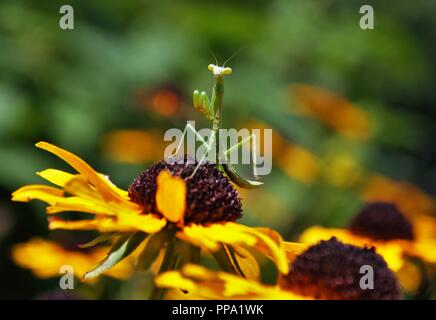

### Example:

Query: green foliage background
xmin=0 ymin=0 xmax=435 ymax=299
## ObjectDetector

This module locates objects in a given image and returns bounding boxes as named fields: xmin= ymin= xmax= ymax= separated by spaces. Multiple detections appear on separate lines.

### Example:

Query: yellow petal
xmin=408 ymin=238 xmax=436 ymax=263
xmin=12 ymin=185 xmax=65 ymax=204
xmin=63 ymin=176 xmax=137 ymax=212
xmin=413 ymin=215 xmax=436 ymax=241
xmin=37 ymin=169 xmax=75 ymax=187
xmin=282 ymin=241 xmax=308 ymax=263
xmin=45 ymin=197 xmax=122 ymax=216
xmin=37 ymin=168 xmax=129 ymax=200
xmin=155 ymin=264 xmax=307 ymax=300
xmin=117 ymin=213 xmax=167 ymax=233
xmin=179 ymin=223 xmax=256 ymax=251
xmin=48 ymin=213 xmax=166 ymax=234
xmin=230 ymin=245 xmax=260 ymax=281
xmin=57 ymin=175 xmax=140 ymax=216
xmin=154 ymin=270 xmax=197 ymax=292
xmin=156 ymin=170 xmax=186 ymax=223
xmin=11 ymin=181 xmax=138 ymax=217
xmin=35 ymin=141 xmax=121 ymax=201
xmin=396 ymin=260 xmax=422 ymax=293
xmin=179 ymin=222 xmax=289 ymax=274
xmin=241 ymin=226 xmax=289 ymax=274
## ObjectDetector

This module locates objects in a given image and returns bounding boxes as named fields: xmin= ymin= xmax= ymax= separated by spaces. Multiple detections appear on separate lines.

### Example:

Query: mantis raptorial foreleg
xmin=189 ymin=129 xmax=217 ymax=179
xmin=170 ymin=122 xmax=217 ymax=178
xmin=193 ymin=90 xmax=215 ymax=121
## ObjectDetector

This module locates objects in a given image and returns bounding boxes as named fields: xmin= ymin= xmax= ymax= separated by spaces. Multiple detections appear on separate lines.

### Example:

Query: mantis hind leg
xmin=222 ymin=133 xmax=263 ymax=189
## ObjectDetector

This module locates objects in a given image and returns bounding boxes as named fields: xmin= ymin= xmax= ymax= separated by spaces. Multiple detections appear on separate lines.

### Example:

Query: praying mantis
xmin=172 ymin=63 xmax=263 ymax=189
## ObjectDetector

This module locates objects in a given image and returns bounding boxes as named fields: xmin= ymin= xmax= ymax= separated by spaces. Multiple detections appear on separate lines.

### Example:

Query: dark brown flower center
xmin=128 ymin=156 xmax=242 ymax=224
xmin=349 ymin=202 xmax=414 ymax=241
xmin=280 ymin=237 xmax=401 ymax=300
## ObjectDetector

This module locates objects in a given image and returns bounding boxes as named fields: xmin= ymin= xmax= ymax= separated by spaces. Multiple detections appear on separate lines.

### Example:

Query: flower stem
xmin=149 ymin=238 xmax=178 ymax=300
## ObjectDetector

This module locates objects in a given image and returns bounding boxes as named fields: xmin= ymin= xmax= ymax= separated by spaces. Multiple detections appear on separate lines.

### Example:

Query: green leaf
xmin=136 ymin=229 xmax=174 ymax=271
xmin=83 ymin=232 xmax=147 ymax=280
xmin=78 ymin=232 xmax=121 ymax=248
xmin=177 ymin=240 xmax=201 ymax=267
xmin=212 ymin=244 xmax=243 ymax=276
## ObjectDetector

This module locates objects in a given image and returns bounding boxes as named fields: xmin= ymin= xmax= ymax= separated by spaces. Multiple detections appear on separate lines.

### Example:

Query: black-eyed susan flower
xmin=11 ymin=142 xmax=289 ymax=298
xmin=361 ymin=174 xmax=436 ymax=217
xmin=156 ymin=237 xmax=402 ymax=300
xmin=299 ymin=202 xmax=436 ymax=273
xmin=12 ymin=237 xmax=134 ymax=280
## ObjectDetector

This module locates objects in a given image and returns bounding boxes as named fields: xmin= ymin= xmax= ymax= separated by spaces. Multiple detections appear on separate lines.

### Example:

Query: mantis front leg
xmin=193 ymin=90 xmax=215 ymax=121
xmin=171 ymin=122 xmax=218 ymax=178
xmin=172 ymin=123 xmax=211 ymax=158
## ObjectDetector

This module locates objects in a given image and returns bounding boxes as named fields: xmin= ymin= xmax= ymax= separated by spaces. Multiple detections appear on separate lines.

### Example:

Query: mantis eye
xmin=222 ymin=67 xmax=232 ymax=75
xmin=208 ymin=64 xmax=215 ymax=72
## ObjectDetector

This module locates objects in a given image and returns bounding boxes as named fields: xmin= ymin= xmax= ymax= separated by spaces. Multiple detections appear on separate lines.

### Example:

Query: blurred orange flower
xmin=12 ymin=238 xmax=135 ymax=280
xmin=241 ymin=119 xmax=320 ymax=184
xmin=135 ymin=85 xmax=183 ymax=117
xmin=277 ymin=144 xmax=319 ymax=184
xmin=102 ymin=129 xmax=167 ymax=164
xmin=290 ymin=84 xmax=372 ymax=140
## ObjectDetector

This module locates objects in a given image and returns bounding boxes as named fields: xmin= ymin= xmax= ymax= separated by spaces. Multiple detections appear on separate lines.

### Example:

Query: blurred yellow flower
xmin=321 ymin=153 xmax=363 ymax=188
xmin=12 ymin=238 xmax=133 ymax=280
xmin=290 ymin=84 xmax=372 ymax=140
xmin=277 ymin=144 xmax=319 ymax=184
xmin=395 ymin=260 xmax=422 ymax=294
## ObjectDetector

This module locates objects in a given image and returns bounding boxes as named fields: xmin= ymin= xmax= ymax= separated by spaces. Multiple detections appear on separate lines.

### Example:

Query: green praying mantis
xmin=171 ymin=63 xmax=263 ymax=189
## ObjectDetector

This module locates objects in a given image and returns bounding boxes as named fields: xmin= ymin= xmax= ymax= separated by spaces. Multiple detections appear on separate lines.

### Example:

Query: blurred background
xmin=1 ymin=0 xmax=436 ymax=299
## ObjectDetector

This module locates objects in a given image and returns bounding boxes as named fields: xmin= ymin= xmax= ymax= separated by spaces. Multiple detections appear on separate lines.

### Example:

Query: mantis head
xmin=208 ymin=64 xmax=232 ymax=78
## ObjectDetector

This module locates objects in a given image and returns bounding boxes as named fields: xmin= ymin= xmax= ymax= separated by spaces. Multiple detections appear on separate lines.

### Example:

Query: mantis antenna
xmin=222 ymin=48 xmax=241 ymax=67
xmin=209 ymin=48 xmax=219 ymax=65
